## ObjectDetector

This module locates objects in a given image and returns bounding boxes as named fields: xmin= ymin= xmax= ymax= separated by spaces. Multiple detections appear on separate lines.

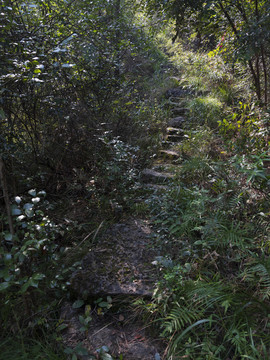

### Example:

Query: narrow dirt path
xmin=61 ymin=87 xmax=191 ymax=360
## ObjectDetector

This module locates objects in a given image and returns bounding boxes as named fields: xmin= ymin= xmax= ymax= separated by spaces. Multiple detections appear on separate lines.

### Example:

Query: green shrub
xmin=0 ymin=190 xmax=78 ymax=334
xmin=188 ymin=97 xmax=224 ymax=129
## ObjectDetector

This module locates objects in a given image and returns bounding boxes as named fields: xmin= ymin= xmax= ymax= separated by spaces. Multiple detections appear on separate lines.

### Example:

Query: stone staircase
xmin=61 ymin=87 xmax=190 ymax=360
xmin=141 ymin=88 xmax=190 ymax=187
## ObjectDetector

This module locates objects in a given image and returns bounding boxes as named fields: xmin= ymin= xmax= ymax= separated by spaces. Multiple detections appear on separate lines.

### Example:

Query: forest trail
xmin=2 ymin=1 xmax=270 ymax=358
xmin=61 ymin=87 xmax=191 ymax=360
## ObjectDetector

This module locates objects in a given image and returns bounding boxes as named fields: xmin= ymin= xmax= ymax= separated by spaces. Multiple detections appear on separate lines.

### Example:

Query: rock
xmin=165 ymin=134 xmax=183 ymax=143
xmin=70 ymin=219 xmax=157 ymax=300
xmin=166 ymin=127 xmax=184 ymax=135
xmin=166 ymin=87 xmax=194 ymax=98
xmin=144 ymin=183 xmax=168 ymax=191
xmin=168 ymin=116 xmax=185 ymax=128
xmin=159 ymin=149 xmax=180 ymax=160
xmin=141 ymin=169 xmax=174 ymax=183
xmin=171 ymin=107 xmax=189 ymax=116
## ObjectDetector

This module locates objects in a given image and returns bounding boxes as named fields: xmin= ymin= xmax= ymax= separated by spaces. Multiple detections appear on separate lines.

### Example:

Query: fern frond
xmin=243 ymin=257 xmax=270 ymax=299
xmin=224 ymin=322 xmax=249 ymax=355
xmin=163 ymin=301 xmax=200 ymax=334
xmin=219 ymin=222 xmax=252 ymax=249
xmin=187 ymin=281 xmax=235 ymax=311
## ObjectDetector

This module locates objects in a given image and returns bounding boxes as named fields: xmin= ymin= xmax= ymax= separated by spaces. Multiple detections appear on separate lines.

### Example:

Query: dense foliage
xmin=143 ymin=0 xmax=270 ymax=105
xmin=0 ymin=0 xmax=168 ymax=356
xmin=136 ymin=33 xmax=270 ymax=359
xmin=0 ymin=0 xmax=164 ymax=195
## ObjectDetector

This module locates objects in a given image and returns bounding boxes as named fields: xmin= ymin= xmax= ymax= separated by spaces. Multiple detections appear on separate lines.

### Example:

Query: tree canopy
xmin=143 ymin=0 xmax=270 ymax=105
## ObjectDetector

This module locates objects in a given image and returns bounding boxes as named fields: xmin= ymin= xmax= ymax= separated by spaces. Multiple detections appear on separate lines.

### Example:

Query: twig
xmin=74 ymin=221 xmax=104 ymax=250
xmin=91 ymin=321 xmax=114 ymax=338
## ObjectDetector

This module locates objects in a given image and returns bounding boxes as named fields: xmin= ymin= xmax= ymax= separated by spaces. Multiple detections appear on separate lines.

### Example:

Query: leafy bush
xmin=0 ymin=190 xmax=78 ymax=334
xmin=218 ymin=101 xmax=269 ymax=154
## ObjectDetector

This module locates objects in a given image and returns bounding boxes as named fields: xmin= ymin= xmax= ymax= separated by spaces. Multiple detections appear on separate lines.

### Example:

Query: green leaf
xmin=79 ymin=315 xmax=85 ymax=325
xmin=85 ymin=304 xmax=91 ymax=316
xmin=11 ymin=207 xmax=22 ymax=215
xmin=57 ymin=323 xmax=68 ymax=331
xmin=4 ymin=253 xmax=12 ymax=261
xmin=221 ymin=300 xmax=230 ymax=314
xmin=62 ymin=63 xmax=75 ymax=68
xmin=72 ymin=299 xmax=84 ymax=309
xmin=21 ymin=280 xmax=32 ymax=293
xmin=4 ymin=233 xmax=13 ymax=242
xmin=20 ymin=274 xmax=44 ymax=293
xmin=32 ymin=273 xmax=45 ymax=281
xmin=174 ymin=319 xmax=213 ymax=345
xmin=15 ymin=196 xmax=22 ymax=204
xmin=0 ymin=282 xmax=10 ymax=292
xmin=0 ymin=109 xmax=6 ymax=120
xmin=64 ymin=347 xmax=73 ymax=354
xmin=98 ymin=301 xmax=109 ymax=308
xmin=25 ymin=209 xmax=34 ymax=218
xmin=0 ymin=269 xmax=8 ymax=279
xmin=23 ymin=203 xmax=33 ymax=210
xmin=75 ymin=345 xmax=89 ymax=356
xmin=28 ymin=189 xmax=36 ymax=197
xmin=102 ymin=354 xmax=113 ymax=360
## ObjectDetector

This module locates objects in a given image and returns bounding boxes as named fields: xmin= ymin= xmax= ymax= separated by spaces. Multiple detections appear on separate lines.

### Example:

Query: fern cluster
xmin=141 ymin=26 xmax=269 ymax=359
xmin=147 ymin=154 xmax=269 ymax=358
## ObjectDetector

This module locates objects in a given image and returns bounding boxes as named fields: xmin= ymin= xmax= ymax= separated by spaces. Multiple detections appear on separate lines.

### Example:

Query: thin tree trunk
xmin=0 ymin=156 xmax=14 ymax=235
xmin=255 ymin=54 xmax=261 ymax=102
xmin=218 ymin=1 xmax=262 ymax=103
xmin=114 ymin=0 xmax=121 ymax=78
xmin=261 ymin=46 xmax=268 ymax=105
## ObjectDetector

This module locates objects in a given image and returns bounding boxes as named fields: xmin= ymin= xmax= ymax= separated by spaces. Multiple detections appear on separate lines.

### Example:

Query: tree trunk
xmin=261 ymin=46 xmax=268 ymax=106
xmin=0 ymin=156 xmax=14 ymax=235
xmin=218 ymin=1 xmax=262 ymax=103
xmin=114 ymin=0 xmax=121 ymax=78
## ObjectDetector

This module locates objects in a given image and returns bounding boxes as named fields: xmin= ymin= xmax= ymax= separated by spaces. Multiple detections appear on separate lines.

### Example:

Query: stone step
xmin=168 ymin=116 xmax=185 ymax=128
xmin=165 ymin=134 xmax=183 ymax=143
xmin=166 ymin=127 xmax=184 ymax=135
xmin=141 ymin=168 xmax=174 ymax=183
xmin=64 ymin=218 xmax=165 ymax=358
xmin=171 ymin=107 xmax=189 ymax=116
xmin=166 ymin=87 xmax=194 ymax=98
xmin=144 ymin=183 xmax=168 ymax=191
xmin=70 ymin=219 xmax=158 ymax=299
xmin=159 ymin=149 xmax=180 ymax=160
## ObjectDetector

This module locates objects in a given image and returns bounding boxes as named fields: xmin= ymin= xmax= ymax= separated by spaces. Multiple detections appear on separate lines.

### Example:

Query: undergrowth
xmin=0 ymin=6 xmax=171 ymax=359
xmin=136 ymin=33 xmax=270 ymax=359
